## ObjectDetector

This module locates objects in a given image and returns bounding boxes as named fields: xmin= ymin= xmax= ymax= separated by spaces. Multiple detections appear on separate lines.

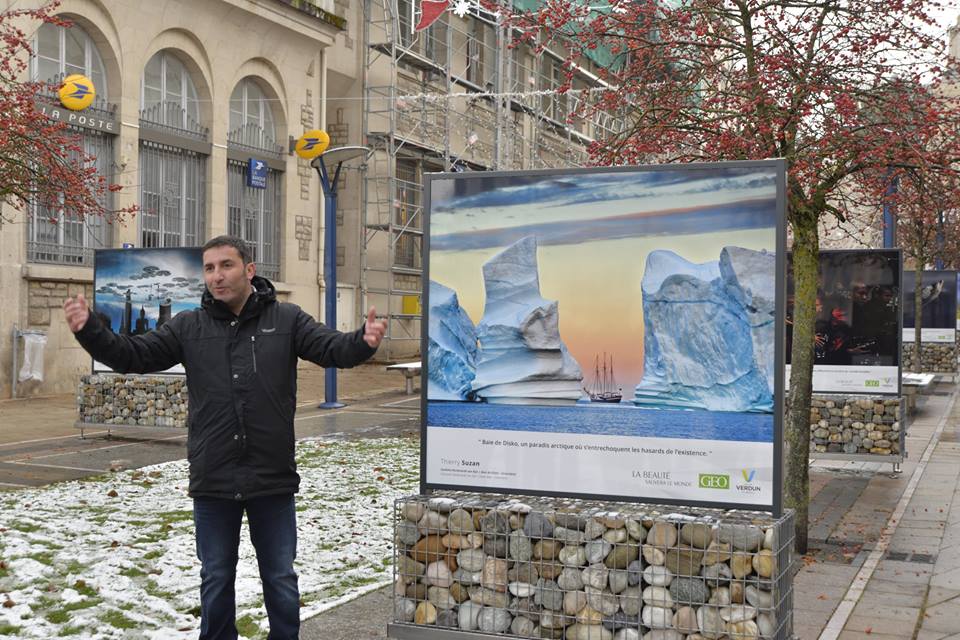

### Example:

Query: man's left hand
xmin=363 ymin=307 xmax=387 ymax=349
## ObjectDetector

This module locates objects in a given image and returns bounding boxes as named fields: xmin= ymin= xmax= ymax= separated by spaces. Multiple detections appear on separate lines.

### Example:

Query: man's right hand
xmin=64 ymin=293 xmax=90 ymax=333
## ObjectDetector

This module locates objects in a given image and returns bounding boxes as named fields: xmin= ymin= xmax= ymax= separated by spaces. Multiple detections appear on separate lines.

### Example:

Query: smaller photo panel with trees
xmin=92 ymin=248 xmax=204 ymax=374
xmin=902 ymin=270 xmax=958 ymax=343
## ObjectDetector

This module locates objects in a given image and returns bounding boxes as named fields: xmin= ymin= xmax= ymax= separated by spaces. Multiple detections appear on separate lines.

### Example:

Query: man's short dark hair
xmin=202 ymin=235 xmax=253 ymax=264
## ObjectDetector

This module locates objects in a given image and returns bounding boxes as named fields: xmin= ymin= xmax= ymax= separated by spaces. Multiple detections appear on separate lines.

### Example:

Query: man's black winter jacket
xmin=75 ymin=276 xmax=377 ymax=499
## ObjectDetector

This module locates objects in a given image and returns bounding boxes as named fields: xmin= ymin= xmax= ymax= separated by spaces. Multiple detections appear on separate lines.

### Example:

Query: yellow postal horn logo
xmin=59 ymin=74 xmax=96 ymax=111
xmin=294 ymin=129 xmax=330 ymax=160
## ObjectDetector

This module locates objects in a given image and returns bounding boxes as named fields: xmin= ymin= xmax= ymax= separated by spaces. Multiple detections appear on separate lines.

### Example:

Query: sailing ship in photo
xmin=585 ymin=353 xmax=623 ymax=403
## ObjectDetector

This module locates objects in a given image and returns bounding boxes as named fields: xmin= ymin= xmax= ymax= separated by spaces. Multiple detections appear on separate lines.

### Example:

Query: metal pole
xmin=882 ymin=170 xmax=897 ymax=248
xmin=317 ymin=158 xmax=345 ymax=409
xmin=936 ymin=210 xmax=945 ymax=270
xmin=11 ymin=325 xmax=19 ymax=399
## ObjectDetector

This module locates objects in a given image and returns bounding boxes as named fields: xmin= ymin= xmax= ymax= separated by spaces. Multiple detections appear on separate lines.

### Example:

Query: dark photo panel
xmin=787 ymin=251 xmax=901 ymax=368
xmin=903 ymin=271 xmax=958 ymax=330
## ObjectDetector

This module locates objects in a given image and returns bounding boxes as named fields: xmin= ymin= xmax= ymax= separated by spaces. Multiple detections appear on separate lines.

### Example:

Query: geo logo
xmin=699 ymin=473 xmax=730 ymax=489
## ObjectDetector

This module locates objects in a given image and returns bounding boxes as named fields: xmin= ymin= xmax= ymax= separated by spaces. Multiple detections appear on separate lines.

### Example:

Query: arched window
xmin=138 ymin=50 xmax=208 ymax=249
xmin=28 ymin=22 xmax=111 ymax=266
xmin=226 ymin=78 xmax=283 ymax=281
xmin=141 ymin=51 xmax=200 ymax=131
xmin=228 ymin=78 xmax=279 ymax=152
xmin=32 ymin=22 xmax=107 ymax=98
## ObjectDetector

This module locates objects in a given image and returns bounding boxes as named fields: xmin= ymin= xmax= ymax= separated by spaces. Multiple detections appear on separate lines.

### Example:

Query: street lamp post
xmin=883 ymin=168 xmax=897 ymax=248
xmin=311 ymin=145 xmax=370 ymax=409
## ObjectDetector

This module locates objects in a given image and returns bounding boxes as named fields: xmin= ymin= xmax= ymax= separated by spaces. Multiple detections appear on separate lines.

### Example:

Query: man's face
xmin=203 ymin=245 xmax=255 ymax=312
xmin=852 ymin=282 xmax=871 ymax=303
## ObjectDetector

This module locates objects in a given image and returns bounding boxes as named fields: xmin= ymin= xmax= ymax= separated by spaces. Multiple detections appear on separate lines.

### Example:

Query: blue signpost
xmin=883 ymin=170 xmax=897 ymax=249
xmin=311 ymin=145 xmax=370 ymax=409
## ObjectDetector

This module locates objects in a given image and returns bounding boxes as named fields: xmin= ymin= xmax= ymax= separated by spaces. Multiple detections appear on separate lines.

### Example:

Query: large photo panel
xmin=786 ymin=250 xmax=901 ymax=394
xmin=424 ymin=161 xmax=786 ymax=513
xmin=902 ymin=271 xmax=958 ymax=343
xmin=93 ymin=248 xmax=204 ymax=374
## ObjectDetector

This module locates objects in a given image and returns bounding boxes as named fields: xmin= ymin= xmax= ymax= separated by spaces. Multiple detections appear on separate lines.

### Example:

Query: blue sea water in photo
xmin=427 ymin=402 xmax=774 ymax=443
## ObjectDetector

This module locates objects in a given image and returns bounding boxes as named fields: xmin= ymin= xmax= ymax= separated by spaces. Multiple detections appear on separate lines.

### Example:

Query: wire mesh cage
xmin=808 ymin=395 xmax=903 ymax=457
xmin=392 ymin=493 xmax=795 ymax=639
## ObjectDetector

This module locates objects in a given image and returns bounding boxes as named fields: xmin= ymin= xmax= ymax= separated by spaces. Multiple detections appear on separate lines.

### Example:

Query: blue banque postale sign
xmin=36 ymin=101 xmax=116 ymax=134
xmin=247 ymin=158 xmax=268 ymax=189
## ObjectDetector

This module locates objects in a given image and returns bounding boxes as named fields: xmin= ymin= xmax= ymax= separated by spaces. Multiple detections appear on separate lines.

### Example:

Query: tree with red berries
xmin=0 ymin=1 xmax=135 ymax=225
xmin=890 ymin=154 xmax=960 ymax=370
xmin=508 ymin=0 xmax=960 ymax=551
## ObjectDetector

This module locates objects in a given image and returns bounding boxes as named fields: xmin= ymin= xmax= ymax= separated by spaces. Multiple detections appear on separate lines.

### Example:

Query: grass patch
xmin=143 ymin=579 xmax=174 ymax=600
xmin=45 ymin=609 xmax=70 ymax=624
xmin=49 ymin=598 xmax=102 ymax=619
xmin=102 ymin=608 xmax=137 ymax=629
xmin=143 ymin=549 xmax=163 ymax=560
xmin=340 ymin=574 xmax=379 ymax=589
xmin=120 ymin=566 xmax=148 ymax=579
xmin=9 ymin=520 xmax=41 ymax=533
xmin=62 ymin=560 xmax=86 ymax=575
xmin=0 ymin=623 xmax=19 ymax=634
xmin=28 ymin=551 xmax=55 ymax=566
xmin=156 ymin=510 xmax=193 ymax=525
xmin=235 ymin=613 xmax=261 ymax=637
xmin=132 ymin=532 xmax=166 ymax=545
xmin=59 ymin=624 xmax=85 ymax=636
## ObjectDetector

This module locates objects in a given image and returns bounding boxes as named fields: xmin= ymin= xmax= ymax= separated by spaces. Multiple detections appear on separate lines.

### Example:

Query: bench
xmin=386 ymin=361 xmax=421 ymax=395
xmin=902 ymin=372 xmax=936 ymax=414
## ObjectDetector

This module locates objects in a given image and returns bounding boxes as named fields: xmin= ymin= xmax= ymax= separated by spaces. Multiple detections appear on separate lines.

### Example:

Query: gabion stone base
xmin=393 ymin=493 xmax=794 ymax=640
xmin=77 ymin=374 xmax=188 ymax=428
xmin=902 ymin=342 xmax=957 ymax=373
xmin=809 ymin=395 xmax=902 ymax=456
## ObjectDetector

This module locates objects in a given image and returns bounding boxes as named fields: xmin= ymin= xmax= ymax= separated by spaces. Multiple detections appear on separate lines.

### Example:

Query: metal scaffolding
xmin=360 ymin=0 xmax=624 ymax=360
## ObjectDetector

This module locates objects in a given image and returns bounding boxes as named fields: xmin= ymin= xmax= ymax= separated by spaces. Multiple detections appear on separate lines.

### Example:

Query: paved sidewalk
xmin=0 ymin=362 xmax=413 ymax=442
xmin=794 ymin=380 xmax=960 ymax=639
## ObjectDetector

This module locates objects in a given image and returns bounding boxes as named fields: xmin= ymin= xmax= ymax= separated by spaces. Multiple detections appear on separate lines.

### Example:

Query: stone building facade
xmin=1 ymin=0 xmax=361 ymax=397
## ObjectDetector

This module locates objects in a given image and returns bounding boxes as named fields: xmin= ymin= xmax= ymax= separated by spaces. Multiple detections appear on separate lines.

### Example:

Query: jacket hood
xmin=202 ymin=275 xmax=277 ymax=319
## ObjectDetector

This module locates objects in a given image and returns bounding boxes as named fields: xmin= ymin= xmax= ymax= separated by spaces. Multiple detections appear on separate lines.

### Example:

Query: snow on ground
xmin=0 ymin=437 xmax=419 ymax=639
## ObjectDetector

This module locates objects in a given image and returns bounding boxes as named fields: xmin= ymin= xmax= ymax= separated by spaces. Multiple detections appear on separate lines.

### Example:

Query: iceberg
xmin=471 ymin=237 xmax=584 ymax=404
xmin=634 ymin=248 xmax=774 ymax=412
xmin=720 ymin=246 xmax=776 ymax=393
xmin=427 ymin=281 xmax=478 ymax=400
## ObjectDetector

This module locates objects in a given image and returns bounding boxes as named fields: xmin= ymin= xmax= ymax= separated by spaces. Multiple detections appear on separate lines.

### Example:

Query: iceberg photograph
xmin=426 ymin=164 xmax=782 ymax=444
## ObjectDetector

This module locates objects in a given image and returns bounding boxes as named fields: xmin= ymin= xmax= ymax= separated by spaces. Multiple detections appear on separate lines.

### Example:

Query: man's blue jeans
xmin=193 ymin=494 xmax=299 ymax=640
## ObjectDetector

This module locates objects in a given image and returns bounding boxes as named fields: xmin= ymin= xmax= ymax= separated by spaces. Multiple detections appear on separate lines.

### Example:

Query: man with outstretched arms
xmin=63 ymin=235 xmax=386 ymax=640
